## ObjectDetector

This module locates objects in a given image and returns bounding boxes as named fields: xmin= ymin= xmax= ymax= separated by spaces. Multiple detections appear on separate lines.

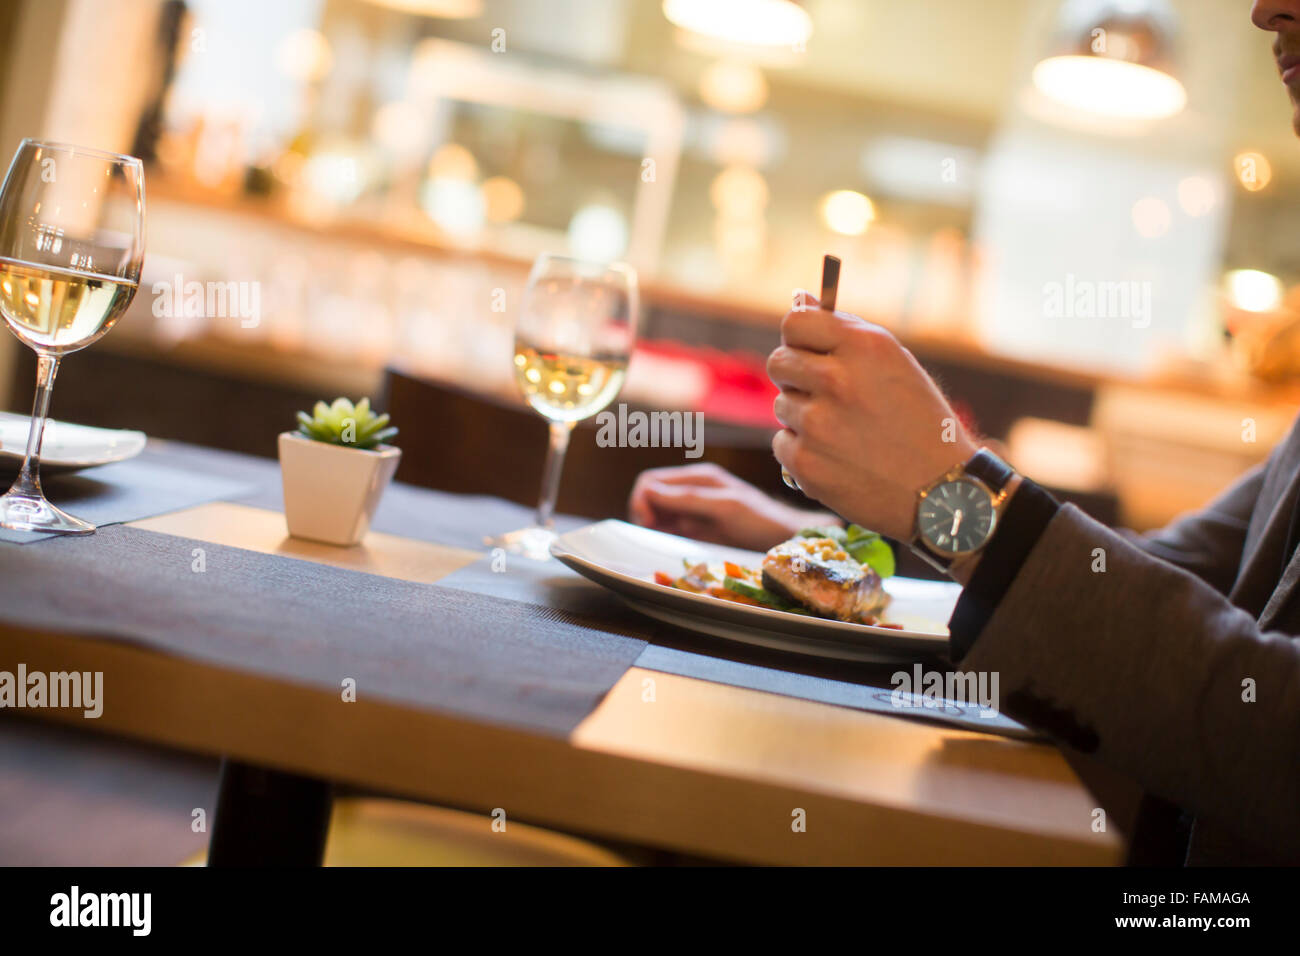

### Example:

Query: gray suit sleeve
xmin=960 ymin=503 xmax=1300 ymax=860
xmin=1125 ymin=463 xmax=1265 ymax=595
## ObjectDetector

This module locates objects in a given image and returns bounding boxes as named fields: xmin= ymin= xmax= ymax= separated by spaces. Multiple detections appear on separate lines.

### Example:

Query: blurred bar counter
xmin=8 ymin=182 xmax=1299 ymax=533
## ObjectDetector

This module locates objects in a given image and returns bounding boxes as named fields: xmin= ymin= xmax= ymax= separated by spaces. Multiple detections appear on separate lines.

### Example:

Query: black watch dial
xmin=917 ymin=479 xmax=996 ymax=555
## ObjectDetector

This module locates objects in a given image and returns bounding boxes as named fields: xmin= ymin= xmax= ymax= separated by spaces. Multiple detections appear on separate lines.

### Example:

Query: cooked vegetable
xmin=723 ymin=575 xmax=789 ymax=608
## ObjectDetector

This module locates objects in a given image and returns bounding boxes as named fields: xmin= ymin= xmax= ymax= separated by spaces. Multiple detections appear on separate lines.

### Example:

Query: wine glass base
xmin=483 ymin=526 xmax=556 ymax=561
xmin=0 ymin=491 xmax=95 ymax=535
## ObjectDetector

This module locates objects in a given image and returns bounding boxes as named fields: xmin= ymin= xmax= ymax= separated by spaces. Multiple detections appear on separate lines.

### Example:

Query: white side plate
xmin=0 ymin=411 xmax=147 ymax=477
xmin=551 ymin=519 xmax=959 ymax=663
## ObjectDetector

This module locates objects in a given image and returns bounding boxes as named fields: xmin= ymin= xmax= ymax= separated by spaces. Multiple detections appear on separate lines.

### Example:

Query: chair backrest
xmin=380 ymin=368 xmax=793 ymax=521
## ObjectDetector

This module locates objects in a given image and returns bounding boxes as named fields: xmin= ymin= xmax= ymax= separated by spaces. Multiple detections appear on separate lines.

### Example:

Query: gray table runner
xmin=0 ymin=525 xmax=645 ymax=736
xmin=237 ymin=475 xmax=588 ymax=554
xmin=0 ymin=450 xmax=255 ymax=544
xmin=0 ymin=439 xmax=1026 ymax=739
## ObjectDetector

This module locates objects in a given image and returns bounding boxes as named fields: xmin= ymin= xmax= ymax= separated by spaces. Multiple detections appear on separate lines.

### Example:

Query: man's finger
xmin=773 ymin=388 xmax=810 ymax=432
xmin=768 ymin=345 xmax=834 ymax=393
xmin=628 ymin=483 xmax=655 ymax=526
xmin=771 ymin=427 xmax=797 ymax=473
xmin=635 ymin=464 xmax=728 ymax=488
xmin=629 ymin=465 xmax=726 ymax=521
xmin=641 ymin=482 xmax=735 ymax=517
xmin=780 ymin=305 xmax=846 ymax=353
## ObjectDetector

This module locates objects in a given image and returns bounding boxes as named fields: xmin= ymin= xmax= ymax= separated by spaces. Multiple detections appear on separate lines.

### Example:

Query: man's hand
xmin=628 ymin=462 xmax=841 ymax=552
xmin=769 ymin=291 xmax=979 ymax=542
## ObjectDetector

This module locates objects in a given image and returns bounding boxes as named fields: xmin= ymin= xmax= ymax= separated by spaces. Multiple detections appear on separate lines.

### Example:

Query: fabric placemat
xmin=0 ymin=451 xmax=256 ymax=544
xmin=0 ymin=525 xmax=647 ymax=736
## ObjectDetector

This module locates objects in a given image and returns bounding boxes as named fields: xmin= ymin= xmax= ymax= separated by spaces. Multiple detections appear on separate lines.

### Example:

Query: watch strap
xmin=964 ymin=448 xmax=1015 ymax=493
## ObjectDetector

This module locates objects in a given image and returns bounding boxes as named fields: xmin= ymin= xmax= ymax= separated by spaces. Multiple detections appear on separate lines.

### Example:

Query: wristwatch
xmin=910 ymin=448 xmax=1022 ymax=575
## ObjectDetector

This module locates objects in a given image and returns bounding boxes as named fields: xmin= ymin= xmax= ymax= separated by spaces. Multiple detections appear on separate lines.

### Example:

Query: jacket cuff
xmin=948 ymin=479 xmax=1060 ymax=661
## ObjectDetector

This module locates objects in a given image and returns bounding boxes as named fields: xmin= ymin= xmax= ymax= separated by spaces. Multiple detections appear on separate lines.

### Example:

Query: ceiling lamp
xmin=819 ymin=190 xmax=875 ymax=236
xmin=1032 ymin=0 xmax=1186 ymax=120
xmin=662 ymin=0 xmax=812 ymax=49
xmin=1225 ymin=269 xmax=1283 ymax=313
xmin=1234 ymin=151 xmax=1272 ymax=192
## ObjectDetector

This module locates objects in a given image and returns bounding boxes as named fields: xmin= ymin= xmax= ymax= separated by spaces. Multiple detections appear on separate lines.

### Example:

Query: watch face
xmin=917 ymin=478 xmax=996 ymax=555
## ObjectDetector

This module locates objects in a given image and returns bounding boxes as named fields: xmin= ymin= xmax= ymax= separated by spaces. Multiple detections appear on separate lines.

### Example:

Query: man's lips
xmin=1279 ymin=53 xmax=1300 ymax=85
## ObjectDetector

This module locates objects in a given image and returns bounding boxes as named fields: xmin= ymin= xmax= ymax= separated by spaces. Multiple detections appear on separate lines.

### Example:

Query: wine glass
xmin=489 ymin=253 xmax=638 ymax=560
xmin=0 ymin=139 xmax=145 ymax=534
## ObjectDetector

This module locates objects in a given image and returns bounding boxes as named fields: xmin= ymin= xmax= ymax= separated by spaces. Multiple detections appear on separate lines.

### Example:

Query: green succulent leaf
xmin=295 ymin=397 xmax=398 ymax=448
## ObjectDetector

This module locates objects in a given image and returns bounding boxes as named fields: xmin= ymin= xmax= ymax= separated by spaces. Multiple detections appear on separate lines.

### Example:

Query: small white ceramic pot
xmin=278 ymin=431 xmax=401 ymax=546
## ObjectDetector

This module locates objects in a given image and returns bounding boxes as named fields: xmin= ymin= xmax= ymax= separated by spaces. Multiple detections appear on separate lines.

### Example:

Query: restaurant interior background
xmin=0 ymin=0 xmax=1298 ymax=864
xmin=3 ymin=0 xmax=1300 ymax=537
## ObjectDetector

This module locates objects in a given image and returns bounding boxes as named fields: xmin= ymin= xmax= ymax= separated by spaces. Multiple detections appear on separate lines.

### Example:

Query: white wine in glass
xmin=491 ymin=253 xmax=638 ymax=560
xmin=0 ymin=140 xmax=145 ymax=534
xmin=0 ymin=259 xmax=136 ymax=350
xmin=512 ymin=344 xmax=628 ymax=423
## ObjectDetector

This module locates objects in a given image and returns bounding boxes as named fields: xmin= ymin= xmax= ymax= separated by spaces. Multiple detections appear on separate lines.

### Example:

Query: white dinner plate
xmin=0 ymin=411 xmax=147 ymax=478
xmin=551 ymin=520 xmax=959 ymax=663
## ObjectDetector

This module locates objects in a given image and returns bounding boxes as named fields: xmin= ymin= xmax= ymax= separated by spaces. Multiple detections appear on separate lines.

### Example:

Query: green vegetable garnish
xmin=798 ymin=525 xmax=847 ymax=543
xmin=797 ymin=523 xmax=895 ymax=578
xmin=846 ymin=533 xmax=895 ymax=578
xmin=723 ymin=576 xmax=789 ymax=608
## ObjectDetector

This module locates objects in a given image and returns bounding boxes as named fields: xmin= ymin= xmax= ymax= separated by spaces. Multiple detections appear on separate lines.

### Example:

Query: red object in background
xmin=634 ymin=342 xmax=987 ymax=438
xmin=636 ymin=340 xmax=780 ymax=429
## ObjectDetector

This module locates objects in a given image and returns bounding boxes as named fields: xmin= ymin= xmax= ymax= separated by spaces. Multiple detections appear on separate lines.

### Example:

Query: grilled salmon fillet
xmin=761 ymin=536 xmax=889 ymax=624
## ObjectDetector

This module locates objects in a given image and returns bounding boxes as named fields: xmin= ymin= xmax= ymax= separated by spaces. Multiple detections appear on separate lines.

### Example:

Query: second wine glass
xmin=492 ymin=253 xmax=638 ymax=560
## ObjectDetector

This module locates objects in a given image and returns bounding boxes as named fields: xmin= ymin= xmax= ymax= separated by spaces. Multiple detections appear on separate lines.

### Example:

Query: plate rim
xmin=0 ymin=412 xmax=147 ymax=468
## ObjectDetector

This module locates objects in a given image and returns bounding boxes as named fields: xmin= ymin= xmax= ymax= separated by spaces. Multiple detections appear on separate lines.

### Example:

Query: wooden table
xmin=0 ymin=500 xmax=1123 ymax=866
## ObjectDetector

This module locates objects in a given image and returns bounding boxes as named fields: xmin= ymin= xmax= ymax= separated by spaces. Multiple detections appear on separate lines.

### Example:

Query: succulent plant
xmin=296 ymin=397 xmax=397 ymax=451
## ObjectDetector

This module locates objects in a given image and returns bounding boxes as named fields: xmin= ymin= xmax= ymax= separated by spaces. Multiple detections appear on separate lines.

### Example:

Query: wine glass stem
xmin=535 ymin=420 xmax=574 ymax=529
xmin=10 ymin=352 xmax=60 ymax=498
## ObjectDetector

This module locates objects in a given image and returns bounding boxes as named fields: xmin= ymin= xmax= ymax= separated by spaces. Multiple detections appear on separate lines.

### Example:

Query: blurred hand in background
xmin=628 ymin=462 xmax=839 ymax=552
